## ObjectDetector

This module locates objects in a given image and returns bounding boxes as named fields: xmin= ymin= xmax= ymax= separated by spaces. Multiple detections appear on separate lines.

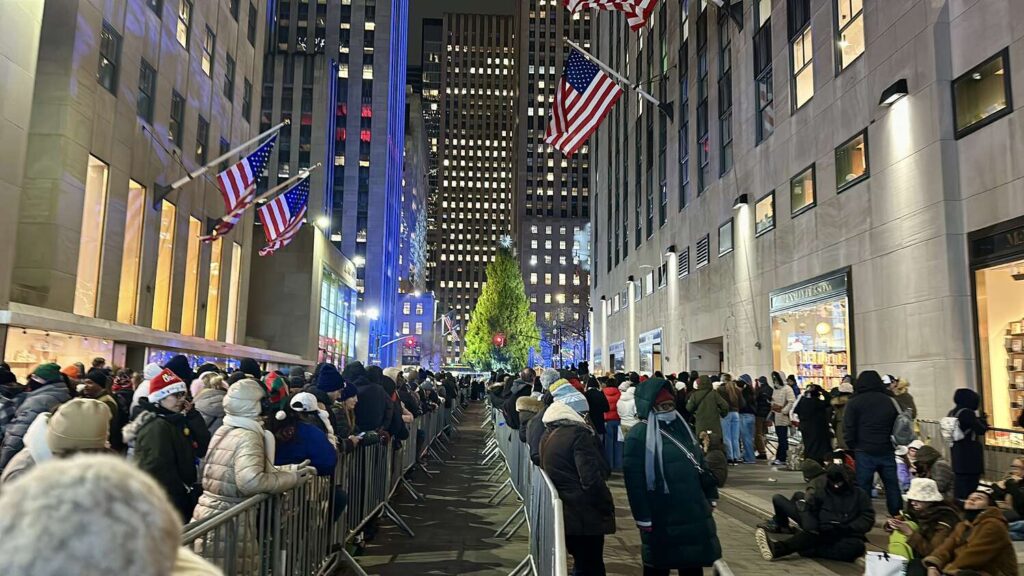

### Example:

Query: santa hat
xmin=148 ymin=369 xmax=186 ymax=403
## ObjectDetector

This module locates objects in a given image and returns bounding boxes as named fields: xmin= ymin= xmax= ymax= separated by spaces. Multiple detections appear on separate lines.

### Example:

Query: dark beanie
xmin=342 ymin=361 xmax=367 ymax=384
xmin=239 ymin=358 xmax=261 ymax=378
xmin=366 ymin=365 xmax=384 ymax=386
xmin=163 ymin=355 xmax=195 ymax=383
xmin=340 ymin=381 xmax=358 ymax=401
xmin=84 ymin=369 xmax=108 ymax=388
xmin=316 ymin=364 xmax=344 ymax=393
xmin=0 ymin=370 xmax=17 ymax=386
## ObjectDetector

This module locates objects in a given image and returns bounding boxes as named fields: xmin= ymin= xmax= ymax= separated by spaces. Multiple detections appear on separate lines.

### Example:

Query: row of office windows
xmin=74 ymin=156 xmax=244 ymax=342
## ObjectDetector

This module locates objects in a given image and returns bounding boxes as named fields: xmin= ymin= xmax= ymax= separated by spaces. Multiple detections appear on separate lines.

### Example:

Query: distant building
xmin=421 ymin=17 xmax=443 ymax=292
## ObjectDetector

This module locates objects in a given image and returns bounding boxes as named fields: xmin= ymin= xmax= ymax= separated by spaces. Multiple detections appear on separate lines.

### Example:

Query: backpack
xmin=940 ymin=408 xmax=968 ymax=445
xmin=890 ymin=398 xmax=916 ymax=447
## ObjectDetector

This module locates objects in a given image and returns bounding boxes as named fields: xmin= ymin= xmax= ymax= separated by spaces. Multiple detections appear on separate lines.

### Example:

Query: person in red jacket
xmin=601 ymin=376 xmax=623 ymax=470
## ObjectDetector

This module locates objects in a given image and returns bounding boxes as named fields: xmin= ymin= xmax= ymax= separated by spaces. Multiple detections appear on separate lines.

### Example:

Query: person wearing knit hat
xmin=551 ymin=384 xmax=590 ymax=415
xmin=78 ymin=368 xmax=124 ymax=451
xmin=539 ymin=368 xmax=561 ymax=390
xmin=0 ymin=454 xmax=223 ymax=576
xmin=0 ymin=398 xmax=111 ymax=484
xmin=402 ymin=366 xmax=420 ymax=385
xmin=238 ymin=357 xmax=262 ymax=379
xmin=121 ymin=368 xmax=201 ymax=521
xmin=264 ymin=371 xmax=290 ymax=412
xmin=0 ymin=363 xmax=71 ymax=472
xmin=315 ymin=363 xmax=345 ymax=398
xmin=162 ymin=354 xmax=195 ymax=384
xmin=60 ymin=364 xmax=81 ymax=381
xmin=129 ymin=362 xmax=163 ymax=415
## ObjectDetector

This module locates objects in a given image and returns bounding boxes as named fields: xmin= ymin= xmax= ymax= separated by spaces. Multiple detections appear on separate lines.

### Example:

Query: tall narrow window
xmin=117 ymin=181 xmax=146 ymax=324
xmin=229 ymin=0 xmax=239 ymax=21
xmin=678 ymin=6 xmax=690 ymax=210
xmin=152 ymin=200 xmax=176 ymax=331
xmin=696 ymin=9 xmax=710 ymax=193
xmin=224 ymin=55 xmax=235 ymax=101
xmin=176 ymin=0 xmax=191 ymax=48
xmin=97 ymin=22 xmax=121 ymax=94
xmin=201 ymin=27 xmax=215 ymax=77
xmin=226 ymin=242 xmax=242 ymax=343
xmin=169 ymin=91 xmax=185 ymax=147
xmin=196 ymin=115 xmax=209 ymax=164
xmin=147 ymin=0 xmax=162 ymax=16
xmin=242 ymin=78 xmax=252 ymax=121
xmin=74 ymin=156 xmax=109 ymax=317
xmin=754 ymin=2 xmax=774 ymax=143
xmin=835 ymin=0 xmax=864 ymax=71
xmin=247 ymin=3 xmax=257 ymax=45
xmin=180 ymin=217 xmax=202 ymax=336
xmin=791 ymin=164 xmax=817 ymax=216
xmin=138 ymin=59 xmax=156 ymax=122
xmin=205 ymin=238 xmax=223 ymax=339
xmin=789 ymin=0 xmax=814 ymax=109
xmin=718 ymin=219 xmax=734 ymax=256
xmin=657 ymin=4 xmax=668 ymax=227
xmin=718 ymin=11 xmax=733 ymax=175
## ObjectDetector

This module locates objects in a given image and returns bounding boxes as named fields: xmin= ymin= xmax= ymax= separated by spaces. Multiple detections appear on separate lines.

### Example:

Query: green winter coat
xmin=624 ymin=378 xmax=722 ymax=569
xmin=685 ymin=376 xmax=728 ymax=438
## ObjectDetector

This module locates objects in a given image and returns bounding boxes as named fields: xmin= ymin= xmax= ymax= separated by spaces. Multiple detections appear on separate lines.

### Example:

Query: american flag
xmin=545 ymin=49 xmax=624 ymax=156
xmin=441 ymin=312 xmax=461 ymax=343
xmin=563 ymin=0 xmax=660 ymax=31
xmin=200 ymin=135 xmax=277 ymax=241
xmin=257 ymin=177 xmax=309 ymax=256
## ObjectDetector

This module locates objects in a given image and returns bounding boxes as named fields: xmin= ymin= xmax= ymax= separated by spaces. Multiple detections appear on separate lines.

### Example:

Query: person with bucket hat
xmin=913 ymin=445 xmax=955 ymax=503
xmin=0 ymin=363 xmax=70 ymax=472
xmin=923 ymin=484 xmax=1016 ymax=576
xmin=885 ymin=478 xmax=961 ymax=565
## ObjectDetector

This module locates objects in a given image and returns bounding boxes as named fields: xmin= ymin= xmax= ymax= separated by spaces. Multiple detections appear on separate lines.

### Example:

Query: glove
xmin=636 ymin=521 xmax=653 ymax=533
xmin=294 ymin=463 xmax=317 ymax=484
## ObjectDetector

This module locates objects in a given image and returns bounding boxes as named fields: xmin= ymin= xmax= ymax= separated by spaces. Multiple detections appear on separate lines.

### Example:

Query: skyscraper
xmin=512 ymin=3 xmax=593 ymax=365
xmin=421 ymin=18 xmax=443 ymax=291
xmin=259 ymin=0 xmax=408 ymax=366
xmin=435 ymin=13 xmax=515 ymax=365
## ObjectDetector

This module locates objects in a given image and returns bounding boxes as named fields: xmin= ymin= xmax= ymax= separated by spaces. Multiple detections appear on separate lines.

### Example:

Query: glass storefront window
xmin=319 ymin=266 xmax=358 ymax=366
xmin=226 ymin=242 xmax=242 ymax=343
xmin=117 ymin=180 xmax=146 ymax=324
xmin=152 ymin=200 xmax=176 ymax=331
xmin=953 ymin=49 xmax=1012 ymax=139
xmin=770 ymin=272 xmax=851 ymax=390
xmin=205 ymin=238 xmax=223 ymax=340
xmin=974 ymin=258 xmax=1024 ymax=432
xmin=3 ymin=328 xmax=115 ymax=381
xmin=180 ymin=217 xmax=202 ymax=336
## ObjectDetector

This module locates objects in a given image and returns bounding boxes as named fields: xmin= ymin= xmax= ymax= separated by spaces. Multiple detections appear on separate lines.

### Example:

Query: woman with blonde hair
xmin=193 ymin=371 xmax=228 ymax=436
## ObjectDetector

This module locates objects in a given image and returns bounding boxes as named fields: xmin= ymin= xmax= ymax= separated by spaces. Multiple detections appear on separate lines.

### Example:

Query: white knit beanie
xmin=0 ymin=454 xmax=181 ymax=576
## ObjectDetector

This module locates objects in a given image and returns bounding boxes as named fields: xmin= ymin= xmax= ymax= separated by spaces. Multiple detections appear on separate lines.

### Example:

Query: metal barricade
xmin=183 ymin=494 xmax=274 ymax=576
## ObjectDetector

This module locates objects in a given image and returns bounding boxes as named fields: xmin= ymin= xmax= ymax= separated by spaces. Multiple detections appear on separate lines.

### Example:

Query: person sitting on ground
xmin=755 ymin=464 xmax=875 ymax=563
xmin=885 ymin=478 xmax=961 ymax=567
xmin=539 ymin=381 xmax=615 ymax=576
xmin=624 ymin=377 xmax=722 ymax=575
xmin=0 ymin=454 xmax=221 ymax=575
xmin=913 ymin=445 xmax=955 ymax=502
xmin=922 ymin=484 xmax=1017 ymax=576
xmin=0 ymin=363 xmax=71 ymax=472
xmin=0 ymin=398 xmax=111 ymax=484
xmin=757 ymin=459 xmax=828 ymax=534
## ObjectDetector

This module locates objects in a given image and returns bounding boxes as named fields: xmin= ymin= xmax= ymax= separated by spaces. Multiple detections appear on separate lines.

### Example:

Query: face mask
xmin=655 ymin=411 xmax=678 ymax=422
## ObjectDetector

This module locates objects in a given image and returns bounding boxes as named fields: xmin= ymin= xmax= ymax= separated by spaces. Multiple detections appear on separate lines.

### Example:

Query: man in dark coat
xmin=0 ymin=363 xmax=70 ymax=471
xmin=583 ymin=377 xmax=610 ymax=438
xmin=793 ymin=384 xmax=832 ymax=465
xmin=754 ymin=376 xmax=773 ymax=460
xmin=948 ymin=388 xmax=989 ymax=500
xmin=345 ymin=362 xmax=389 ymax=433
xmin=843 ymin=370 xmax=902 ymax=516
xmin=501 ymin=379 xmax=533 ymax=430
xmin=539 ymin=387 xmax=615 ymax=575
xmin=758 ymin=459 xmax=828 ymax=534
xmin=755 ymin=464 xmax=875 ymax=562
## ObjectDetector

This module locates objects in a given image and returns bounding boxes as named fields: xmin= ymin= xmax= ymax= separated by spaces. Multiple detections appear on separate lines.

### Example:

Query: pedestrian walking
xmin=624 ymin=378 xmax=722 ymax=575
xmin=843 ymin=370 xmax=903 ymax=516
xmin=686 ymin=375 xmax=727 ymax=442
xmin=737 ymin=374 xmax=757 ymax=463
xmin=947 ymin=388 xmax=989 ymax=500
xmin=794 ymin=383 xmax=832 ymax=465
xmin=769 ymin=372 xmax=796 ymax=466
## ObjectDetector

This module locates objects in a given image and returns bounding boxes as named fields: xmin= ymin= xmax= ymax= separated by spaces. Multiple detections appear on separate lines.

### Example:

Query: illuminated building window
xmin=152 ymin=200 xmax=176 ymax=330
xmin=74 ymin=156 xmax=109 ymax=318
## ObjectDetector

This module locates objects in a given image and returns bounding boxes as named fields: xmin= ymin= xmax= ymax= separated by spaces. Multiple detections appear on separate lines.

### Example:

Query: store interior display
xmin=975 ymin=259 xmax=1024 ymax=431
xmin=3 ymin=328 xmax=115 ymax=381
xmin=772 ymin=298 xmax=850 ymax=390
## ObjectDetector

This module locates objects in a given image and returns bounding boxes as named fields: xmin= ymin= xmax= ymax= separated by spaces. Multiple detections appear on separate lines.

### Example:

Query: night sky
xmin=408 ymin=0 xmax=515 ymax=64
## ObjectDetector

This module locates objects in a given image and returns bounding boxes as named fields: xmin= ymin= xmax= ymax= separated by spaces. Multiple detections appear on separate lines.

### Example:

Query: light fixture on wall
xmin=664 ymin=245 xmax=677 ymax=256
xmin=732 ymin=194 xmax=749 ymax=210
xmin=879 ymin=79 xmax=909 ymax=106
xmin=627 ymin=275 xmax=635 ymax=284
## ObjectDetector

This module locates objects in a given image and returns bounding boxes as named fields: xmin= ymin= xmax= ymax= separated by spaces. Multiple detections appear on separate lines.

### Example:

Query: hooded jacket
xmin=800 ymin=466 xmax=875 ymax=538
xmin=914 ymin=445 xmax=954 ymax=501
xmin=923 ymin=507 xmax=1016 ymax=576
xmin=949 ymin=388 xmax=988 ymax=475
xmin=501 ymin=380 xmax=533 ymax=430
xmin=794 ymin=386 xmax=832 ymax=464
xmin=539 ymin=403 xmax=615 ymax=536
xmin=193 ymin=388 xmax=227 ymax=437
xmin=122 ymin=401 xmax=199 ymax=521
xmin=347 ymin=363 xmax=390 ymax=433
xmin=602 ymin=385 xmax=621 ymax=422
xmin=0 ymin=379 xmax=69 ymax=471
xmin=829 ymin=388 xmax=853 ymax=450
xmin=843 ymin=371 xmax=899 ymax=455
xmin=770 ymin=381 xmax=796 ymax=427
xmin=623 ymin=378 xmax=721 ymax=568
xmin=583 ymin=387 xmax=610 ymax=435
xmin=903 ymin=500 xmax=961 ymax=559
xmin=686 ymin=376 xmax=728 ymax=438
xmin=617 ymin=386 xmax=638 ymax=432
xmin=754 ymin=377 xmax=774 ymax=418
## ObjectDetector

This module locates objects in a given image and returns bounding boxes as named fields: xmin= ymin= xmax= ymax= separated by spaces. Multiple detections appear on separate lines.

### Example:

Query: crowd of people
xmin=490 ymin=364 xmax=1020 ymax=576
xmin=0 ymin=356 xmax=467 ymax=574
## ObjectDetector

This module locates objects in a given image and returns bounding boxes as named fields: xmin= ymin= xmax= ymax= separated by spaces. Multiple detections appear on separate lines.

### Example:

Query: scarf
xmin=222 ymin=414 xmax=276 ymax=465
xmin=645 ymin=410 xmax=682 ymax=493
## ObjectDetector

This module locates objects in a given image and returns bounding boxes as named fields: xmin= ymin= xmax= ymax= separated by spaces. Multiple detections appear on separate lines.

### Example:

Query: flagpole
xmin=153 ymin=120 xmax=290 ymax=209
xmin=202 ymin=163 xmax=322 ymax=239
xmin=564 ymin=38 xmax=673 ymax=121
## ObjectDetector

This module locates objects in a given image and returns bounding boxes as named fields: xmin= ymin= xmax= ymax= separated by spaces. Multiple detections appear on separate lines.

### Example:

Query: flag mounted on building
xmin=257 ymin=176 xmax=310 ymax=256
xmin=545 ymin=48 xmax=624 ymax=157
xmin=200 ymin=134 xmax=278 ymax=242
xmin=563 ymin=0 xmax=660 ymax=31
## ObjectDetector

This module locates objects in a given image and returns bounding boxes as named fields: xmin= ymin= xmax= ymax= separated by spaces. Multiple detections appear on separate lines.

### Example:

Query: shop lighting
xmin=879 ymin=79 xmax=908 ymax=106
xmin=732 ymin=194 xmax=749 ymax=210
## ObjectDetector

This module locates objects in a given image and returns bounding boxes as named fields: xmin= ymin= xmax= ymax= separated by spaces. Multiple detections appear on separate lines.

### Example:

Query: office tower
xmin=421 ymin=17 xmax=443 ymax=291
xmin=435 ymin=13 xmax=515 ymax=365
xmin=258 ymin=0 xmax=408 ymax=366
xmin=512 ymin=2 xmax=593 ymax=366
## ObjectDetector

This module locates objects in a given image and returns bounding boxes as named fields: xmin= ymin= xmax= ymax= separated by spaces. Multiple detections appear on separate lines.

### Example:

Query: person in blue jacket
xmin=272 ymin=392 xmax=338 ymax=476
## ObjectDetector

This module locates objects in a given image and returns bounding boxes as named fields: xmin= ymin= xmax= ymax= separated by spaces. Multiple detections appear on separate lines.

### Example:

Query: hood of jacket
xmin=914 ymin=445 xmax=943 ymax=467
xmin=911 ymin=501 xmax=961 ymax=527
xmin=516 ymin=395 xmax=544 ymax=414
xmin=953 ymin=388 xmax=980 ymax=411
xmin=619 ymin=386 xmax=635 ymax=401
xmin=801 ymin=458 xmax=826 ymax=482
xmin=634 ymin=377 xmax=672 ymax=416
xmin=542 ymin=401 xmax=587 ymax=426
xmin=223 ymin=379 xmax=265 ymax=419
xmin=510 ymin=380 xmax=532 ymax=397
xmin=696 ymin=375 xmax=713 ymax=391
xmin=854 ymin=370 xmax=885 ymax=393
xmin=122 ymin=408 xmax=159 ymax=444
xmin=194 ymin=388 xmax=227 ymax=418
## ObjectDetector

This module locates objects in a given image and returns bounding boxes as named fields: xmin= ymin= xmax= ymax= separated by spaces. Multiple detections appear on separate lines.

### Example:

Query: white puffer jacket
xmin=618 ymin=386 xmax=638 ymax=432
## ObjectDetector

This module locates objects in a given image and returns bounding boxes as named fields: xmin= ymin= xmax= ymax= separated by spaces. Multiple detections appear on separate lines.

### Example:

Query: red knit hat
xmin=655 ymin=387 xmax=675 ymax=405
xmin=148 ymin=369 xmax=186 ymax=403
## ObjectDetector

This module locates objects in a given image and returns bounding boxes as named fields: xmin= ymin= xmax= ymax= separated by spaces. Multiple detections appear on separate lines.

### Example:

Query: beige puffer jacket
xmin=189 ymin=380 xmax=307 ymax=570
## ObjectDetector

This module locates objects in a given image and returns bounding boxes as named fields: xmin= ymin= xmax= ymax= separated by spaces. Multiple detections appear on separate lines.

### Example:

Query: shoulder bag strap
xmin=659 ymin=427 xmax=706 ymax=474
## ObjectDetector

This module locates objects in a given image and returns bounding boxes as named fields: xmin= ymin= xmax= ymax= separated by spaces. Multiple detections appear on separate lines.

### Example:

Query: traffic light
xmin=405 ymin=337 xmax=416 ymax=348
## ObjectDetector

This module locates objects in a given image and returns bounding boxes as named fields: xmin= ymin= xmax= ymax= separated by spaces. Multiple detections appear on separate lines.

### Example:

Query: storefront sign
xmin=639 ymin=328 xmax=663 ymax=348
xmin=970 ymin=220 xmax=1024 ymax=265
xmin=770 ymin=271 xmax=848 ymax=313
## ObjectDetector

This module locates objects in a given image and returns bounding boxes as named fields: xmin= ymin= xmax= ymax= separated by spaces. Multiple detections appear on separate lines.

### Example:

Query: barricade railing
xmin=182 ymin=405 xmax=457 ymax=576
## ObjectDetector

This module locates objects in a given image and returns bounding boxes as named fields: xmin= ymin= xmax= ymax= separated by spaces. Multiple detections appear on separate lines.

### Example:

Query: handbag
xmin=864 ymin=551 xmax=908 ymax=576
xmin=659 ymin=424 xmax=719 ymax=493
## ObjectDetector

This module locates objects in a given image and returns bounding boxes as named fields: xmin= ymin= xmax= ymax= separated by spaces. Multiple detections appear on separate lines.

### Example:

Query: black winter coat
xmin=801 ymin=484 xmax=875 ymax=539
xmin=527 ymin=405 xmax=548 ymax=466
xmin=755 ymin=381 xmax=774 ymax=418
xmin=794 ymin=390 xmax=832 ymax=464
xmin=949 ymin=389 xmax=988 ymax=475
xmin=843 ymin=372 xmax=898 ymax=456
xmin=584 ymin=388 xmax=610 ymax=435
xmin=539 ymin=416 xmax=615 ymax=536
xmin=353 ymin=377 xmax=390 ymax=433
xmin=501 ymin=381 xmax=532 ymax=430
xmin=398 ymin=384 xmax=422 ymax=418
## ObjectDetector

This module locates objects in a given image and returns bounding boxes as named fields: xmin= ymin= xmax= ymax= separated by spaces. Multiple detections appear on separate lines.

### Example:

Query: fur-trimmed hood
xmin=542 ymin=402 xmax=586 ymax=426
xmin=516 ymin=396 xmax=544 ymax=414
